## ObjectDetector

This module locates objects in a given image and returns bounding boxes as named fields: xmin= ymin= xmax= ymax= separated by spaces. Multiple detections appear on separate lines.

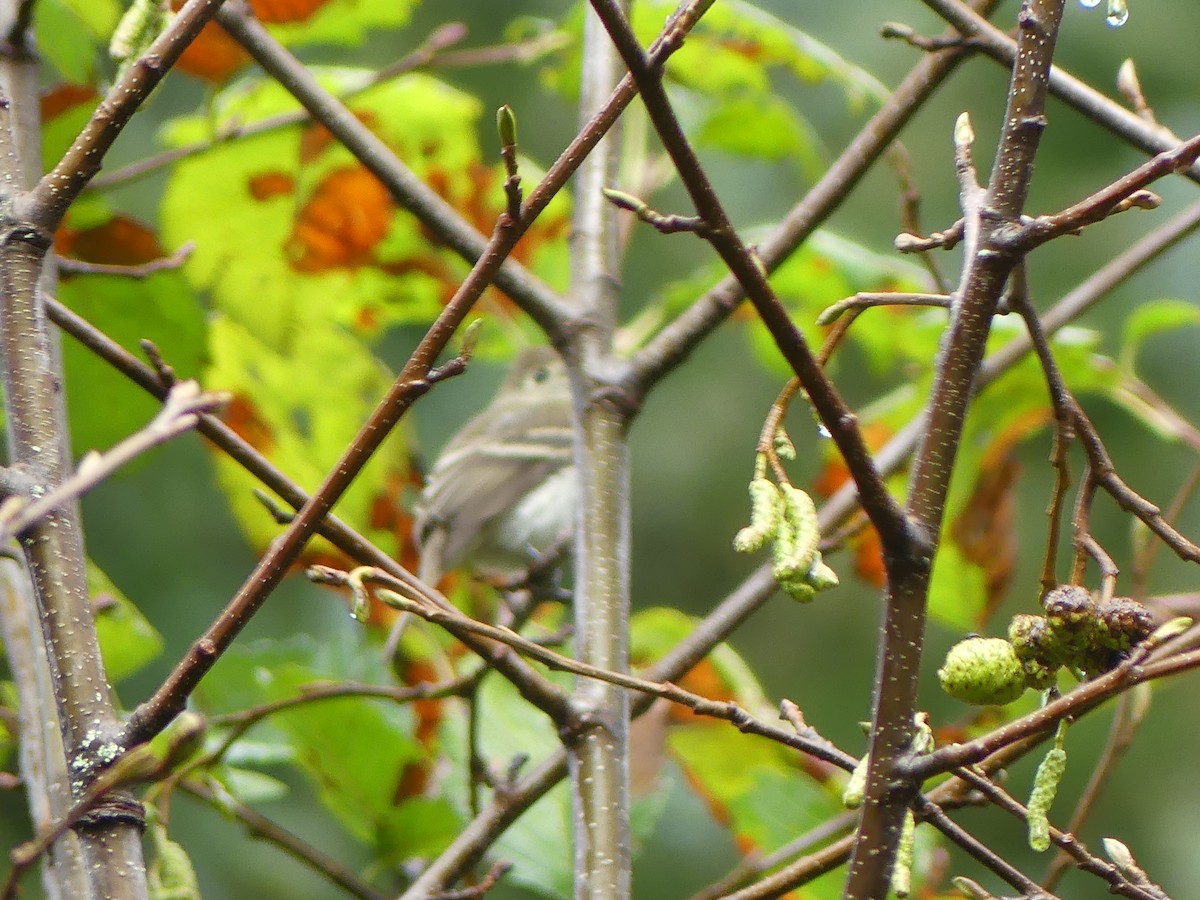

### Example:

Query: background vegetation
xmin=5 ymin=0 xmax=1200 ymax=897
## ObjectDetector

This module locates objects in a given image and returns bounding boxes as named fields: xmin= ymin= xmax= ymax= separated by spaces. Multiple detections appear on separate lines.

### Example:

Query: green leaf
xmin=212 ymin=766 xmax=291 ymax=806
xmin=437 ymin=670 xmax=570 ymax=896
xmin=43 ymin=89 xmax=101 ymax=175
xmin=198 ymin=636 xmax=458 ymax=855
xmin=1119 ymin=298 xmax=1200 ymax=373
xmin=204 ymin=313 xmax=414 ymax=559
xmin=89 ymin=563 xmax=164 ymax=683
xmin=696 ymin=95 xmax=824 ymax=175
xmin=37 ymin=0 xmax=118 ymax=83
xmin=668 ymin=725 xmax=841 ymax=855
xmin=661 ymin=0 xmax=888 ymax=107
xmin=755 ymin=230 xmax=934 ymax=377
xmin=632 ymin=608 xmax=840 ymax=861
xmin=927 ymin=542 xmax=988 ymax=632
xmin=161 ymin=71 xmax=568 ymax=347
xmin=265 ymin=0 xmax=418 ymax=49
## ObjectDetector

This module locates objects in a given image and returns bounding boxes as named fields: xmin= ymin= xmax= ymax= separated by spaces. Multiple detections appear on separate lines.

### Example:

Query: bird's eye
xmin=532 ymin=366 xmax=550 ymax=383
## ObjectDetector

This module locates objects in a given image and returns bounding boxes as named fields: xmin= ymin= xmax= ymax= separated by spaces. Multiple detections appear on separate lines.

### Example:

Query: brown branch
xmin=318 ymin=565 xmax=857 ymax=771
xmin=816 ymin=291 xmax=951 ymax=326
xmin=913 ymin=795 xmax=1056 ymax=898
xmin=852 ymin=3 xmax=1067 ymax=891
xmin=1014 ymin=135 xmax=1200 ymax=251
xmin=689 ymin=812 xmax=858 ymax=900
xmin=1071 ymin=398 xmax=1200 ymax=565
xmin=56 ymin=241 xmax=195 ymax=279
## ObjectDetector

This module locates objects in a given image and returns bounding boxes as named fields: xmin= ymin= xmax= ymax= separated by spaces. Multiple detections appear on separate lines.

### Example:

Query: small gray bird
xmin=413 ymin=346 xmax=577 ymax=585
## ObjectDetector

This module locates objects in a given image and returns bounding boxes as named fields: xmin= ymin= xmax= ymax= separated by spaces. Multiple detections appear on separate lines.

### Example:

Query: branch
xmin=327 ymin=567 xmax=858 ymax=769
xmin=954 ymin=767 xmax=1166 ymax=899
xmin=0 ymin=559 xmax=88 ymax=895
xmin=56 ymin=241 xmax=194 ymax=278
xmin=851 ymin=2 xmax=1068 ymax=893
xmin=1014 ymin=136 xmax=1200 ymax=251
xmin=563 ymin=5 xmax=633 ymax=898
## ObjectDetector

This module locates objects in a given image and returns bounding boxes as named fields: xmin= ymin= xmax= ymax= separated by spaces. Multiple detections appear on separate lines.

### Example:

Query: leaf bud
xmin=496 ymin=104 xmax=518 ymax=148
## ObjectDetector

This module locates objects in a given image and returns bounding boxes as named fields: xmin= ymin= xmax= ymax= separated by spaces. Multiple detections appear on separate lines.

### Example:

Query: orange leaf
xmin=286 ymin=166 xmax=394 ymax=272
xmin=853 ymin=525 xmax=887 ymax=588
xmin=951 ymin=407 xmax=1049 ymax=621
xmin=170 ymin=3 xmax=250 ymax=83
xmin=220 ymin=393 xmax=276 ymax=454
xmin=55 ymin=214 xmax=165 ymax=266
xmin=247 ymin=171 xmax=296 ymax=201
xmin=41 ymin=84 xmax=98 ymax=121
xmin=250 ymin=0 xmax=330 ymax=24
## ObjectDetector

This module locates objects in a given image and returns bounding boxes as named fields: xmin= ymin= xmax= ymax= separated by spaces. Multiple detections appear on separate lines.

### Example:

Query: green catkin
xmin=734 ymin=477 xmax=782 ymax=553
xmin=773 ymin=483 xmax=818 ymax=579
xmin=773 ymin=427 xmax=797 ymax=460
xmin=110 ymin=0 xmax=166 ymax=64
xmin=842 ymin=754 xmax=869 ymax=809
xmin=1027 ymin=723 xmax=1068 ymax=852
xmin=890 ymin=810 xmax=915 ymax=897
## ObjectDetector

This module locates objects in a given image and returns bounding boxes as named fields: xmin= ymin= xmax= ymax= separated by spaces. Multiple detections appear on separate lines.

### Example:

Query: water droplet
xmin=1078 ymin=0 xmax=1101 ymax=7
xmin=1106 ymin=0 xmax=1128 ymax=26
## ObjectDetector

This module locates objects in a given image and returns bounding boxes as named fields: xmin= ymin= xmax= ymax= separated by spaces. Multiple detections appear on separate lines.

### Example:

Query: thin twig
xmin=316 ymin=564 xmax=859 ymax=771
xmin=29 ymin=0 xmax=230 ymax=227
xmin=954 ymin=767 xmax=1165 ymax=900
xmin=1132 ymin=463 xmax=1200 ymax=599
xmin=180 ymin=778 xmax=386 ymax=900
xmin=56 ymin=242 xmax=195 ymax=279
xmin=0 ymin=382 xmax=226 ymax=545
xmin=816 ymin=291 xmax=951 ymax=325
xmin=920 ymin=0 xmax=1200 ymax=189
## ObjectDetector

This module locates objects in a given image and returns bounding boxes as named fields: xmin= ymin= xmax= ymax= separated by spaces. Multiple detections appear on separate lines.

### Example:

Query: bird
xmin=413 ymin=345 xmax=577 ymax=587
